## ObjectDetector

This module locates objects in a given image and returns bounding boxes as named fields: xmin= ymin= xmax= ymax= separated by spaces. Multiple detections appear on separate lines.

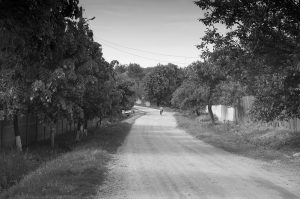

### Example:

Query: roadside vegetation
xmin=0 ymin=0 xmax=141 ymax=193
xmin=141 ymin=1 xmax=300 ymax=161
xmin=1 ymin=0 xmax=300 ymax=197
xmin=0 ymin=111 xmax=143 ymax=198
xmin=0 ymin=0 xmax=137 ymax=152
xmin=175 ymin=112 xmax=300 ymax=163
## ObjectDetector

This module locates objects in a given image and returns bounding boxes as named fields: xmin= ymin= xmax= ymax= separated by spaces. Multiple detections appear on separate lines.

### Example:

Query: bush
xmin=196 ymin=113 xmax=218 ymax=122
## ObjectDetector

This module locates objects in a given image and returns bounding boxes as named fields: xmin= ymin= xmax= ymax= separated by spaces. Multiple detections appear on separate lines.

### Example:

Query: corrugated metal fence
xmin=0 ymin=115 xmax=98 ymax=150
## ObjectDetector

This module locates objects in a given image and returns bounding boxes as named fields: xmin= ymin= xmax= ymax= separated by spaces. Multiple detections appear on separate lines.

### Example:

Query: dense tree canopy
xmin=126 ymin=63 xmax=145 ymax=99
xmin=0 ymin=0 xmax=136 ymax=149
xmin=143 ymin=64 xmax=183 ymax=106
xmin=171 ymin=80 xmax=205 ymax=115
xmin=195 ymin=0 xmax=300 ymax=122
xmin=172 ymin=61 xmax=228 ymax=124
xmin=127 ymin=63 xmax=144 ymax=80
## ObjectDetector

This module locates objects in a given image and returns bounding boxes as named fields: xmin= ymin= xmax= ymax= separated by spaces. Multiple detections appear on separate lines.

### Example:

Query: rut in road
xmin=97 ymin=106 xmax=300 ymax=199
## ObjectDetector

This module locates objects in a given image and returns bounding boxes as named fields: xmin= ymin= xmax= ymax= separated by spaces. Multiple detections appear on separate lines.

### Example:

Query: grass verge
xmin=174 ymin=112 xmax=300 ymax=163
xmin=0 ymin=111 xmax=144 ymax=199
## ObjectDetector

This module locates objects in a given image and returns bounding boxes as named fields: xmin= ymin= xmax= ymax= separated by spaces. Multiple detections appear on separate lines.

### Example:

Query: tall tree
xmin=127 ymin=63 xmax=145 ymax=99
xmin=143 ymin=64 xmax=183 ymax=106
xmin=195 ymin=0 xmax=300 ymax=121
xmin=127 ymin=63 xmax=144 ymax=80
xmin=185 ymin=61 xmax=226 ymax=124
xmin=172 ymin=80 xmax=206 ymax=115
xmin=0 ymin=0 xmax=82 ymax=150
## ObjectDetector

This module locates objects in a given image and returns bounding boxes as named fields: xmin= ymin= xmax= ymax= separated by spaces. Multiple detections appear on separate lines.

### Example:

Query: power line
xmin=102 ymin=42 xmax=192 ymax=66
xmin=98 ymin=37 xmax=200 ymax=59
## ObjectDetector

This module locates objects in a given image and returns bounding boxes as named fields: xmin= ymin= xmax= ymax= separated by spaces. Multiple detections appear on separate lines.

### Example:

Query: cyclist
xmin=160 ymin=107 xmax=164 ymax=115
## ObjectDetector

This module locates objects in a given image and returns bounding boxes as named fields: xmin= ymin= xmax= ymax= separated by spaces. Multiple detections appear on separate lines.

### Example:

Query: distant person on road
xmin=160 ymin=107 xmax=164 ymax=115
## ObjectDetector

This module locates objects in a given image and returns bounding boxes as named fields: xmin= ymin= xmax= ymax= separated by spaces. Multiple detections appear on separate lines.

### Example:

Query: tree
xmin=195 ymin=0 xmax=300 ymax=121
xmin=171 ymin=80 xmax=206 ymax=115
xmin=80 ymin=46 xmax=111 ymax=128
xmin=143 ymin=64 xmax=183 ymax=106
xmin=112 ymin=60 xmax=127 ymax=74
xmin=184 ymin=61 xmax=226 ymax=124
xmin=127 ymin=63 xmax=145 ymax=99
xmin=195 ymin=0 xmax=300 ymax=68
xmin=127 ymin=63 xmax=144 ymax=80
xmin=0 ymin=0 xmax=82 ymax=150
xmin=115 ymin=75 xmax=136 ymax=110
xmin=0 ymin=0 xmax=135 ymax=150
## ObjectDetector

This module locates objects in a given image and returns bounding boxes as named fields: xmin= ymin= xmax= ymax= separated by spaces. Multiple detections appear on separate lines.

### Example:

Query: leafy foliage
xmin=115 ymin=74 xmax=136 ymax=111
xmin=172 ymin=61 xmax=224 ymax=123
xmin=143 ymin=64 xmax=183 ymax=106
xmin=0 ymin=0 xmax=136 ymax=148
xmin=171 ymin=80 xmax=206 ymax=113
xmin=195 ymin=0 xmax=300 ymax=121
xmin=126 ymin=63 xmax=145 ymax=99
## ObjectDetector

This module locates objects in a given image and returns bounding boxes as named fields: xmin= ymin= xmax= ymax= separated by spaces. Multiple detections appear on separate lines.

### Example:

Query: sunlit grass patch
xmin=174 ymin=112 xmax=300 ymax=162
xmin=1 ymin=149 xmax=109 ymax=199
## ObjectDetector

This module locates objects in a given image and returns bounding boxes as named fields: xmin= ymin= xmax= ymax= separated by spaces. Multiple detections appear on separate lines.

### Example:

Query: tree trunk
xmin=0 ymin=120 xmax=4 ymax=149
xmin=97 ymin=115 xmax=102 ymax=127
xmin=50 ymin=123 xmax=56 ymax=148
xmin=25 ymin=114 xmax=29 ymax=147
xmin=195 ymin=109 xmax=200 ymax=116
xmin=76 ymin=121 xmax=82 ymax=142
xmin=13 ymin=114 xmax=22 ymax=151
xmin=208 ymin=104 xmax=215 ymax=125
xmin=99 ymin=115 xmax=102 ymax=126
xmin=35 ymin=116 xmax=38 ymax=142
xmin=83 ymin=119 xmax=88 ymax=136
xmin=234 ymin=106 xmax=239 ymax=125
xmin=109 ymin=105 xmax=113 ymax=122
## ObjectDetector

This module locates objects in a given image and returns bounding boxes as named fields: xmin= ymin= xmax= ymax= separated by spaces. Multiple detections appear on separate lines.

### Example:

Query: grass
xmin=0 ymin=111 xmax=143 ymax=199
xmin=0 ymin=152 xmax=38 ymax=191
xmin=0 ymin=139 xmax=74 ymax=193
xmin=174 ymin=112 xmax=300 ymax=162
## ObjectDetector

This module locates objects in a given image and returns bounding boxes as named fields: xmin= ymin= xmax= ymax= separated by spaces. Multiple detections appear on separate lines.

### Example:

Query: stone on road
xmin=98 ymin=106 xmax=300 ymax=199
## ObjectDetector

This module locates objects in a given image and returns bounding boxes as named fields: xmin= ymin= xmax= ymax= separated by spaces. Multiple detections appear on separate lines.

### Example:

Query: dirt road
xmin=98 ymin=106 xmax=300 ymax=199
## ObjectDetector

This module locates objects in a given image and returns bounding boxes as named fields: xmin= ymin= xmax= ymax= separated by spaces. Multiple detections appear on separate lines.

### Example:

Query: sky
xmin=80 ymin=0 xmax=207 ymax=68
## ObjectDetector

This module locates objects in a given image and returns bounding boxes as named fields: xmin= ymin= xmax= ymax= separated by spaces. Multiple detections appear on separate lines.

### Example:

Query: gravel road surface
xmin=97 ymin=106 xmax=300 ymax=199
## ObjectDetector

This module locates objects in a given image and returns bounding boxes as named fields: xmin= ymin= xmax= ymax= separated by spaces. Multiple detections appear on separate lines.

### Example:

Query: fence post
xmin=61 ymin=119 xmax=63 ymax=134
xmin=35 ymin=116 xmax=38 ymax=142
xmin=25 ymin=114 xmax=29 ymax=147
xmin=44 ymin=126 xmax=46 ymax=140
xmin=56 ymin=120 xmax=59 ymax=135
xmin=0 ymin=120 xmax=3 ymax=149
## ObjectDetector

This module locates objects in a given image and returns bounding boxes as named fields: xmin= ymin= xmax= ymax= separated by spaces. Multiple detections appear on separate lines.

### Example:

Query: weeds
xmin=0 ymin=141 xmax=71 ymax=192
xmin=174 ymin=112 xmax=300 ymax=161
xmin=0 ymin=111 xmax=143 ymax=198
xmin=0 ymin=152 xmax=33 ymax=190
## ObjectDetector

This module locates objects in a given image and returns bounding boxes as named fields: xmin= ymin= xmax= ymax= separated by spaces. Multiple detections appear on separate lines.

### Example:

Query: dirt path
xmin=97 ymin=106 xmax=300 ymax=199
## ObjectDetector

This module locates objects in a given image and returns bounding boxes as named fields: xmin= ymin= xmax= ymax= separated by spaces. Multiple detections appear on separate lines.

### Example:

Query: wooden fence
xmin=0 ymin=115 xmax=98 ymax=150
xmin=237 ymin=96 xmax=300 ymax=132
xmin=235 ymin=96 xmax=255 ymax=122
